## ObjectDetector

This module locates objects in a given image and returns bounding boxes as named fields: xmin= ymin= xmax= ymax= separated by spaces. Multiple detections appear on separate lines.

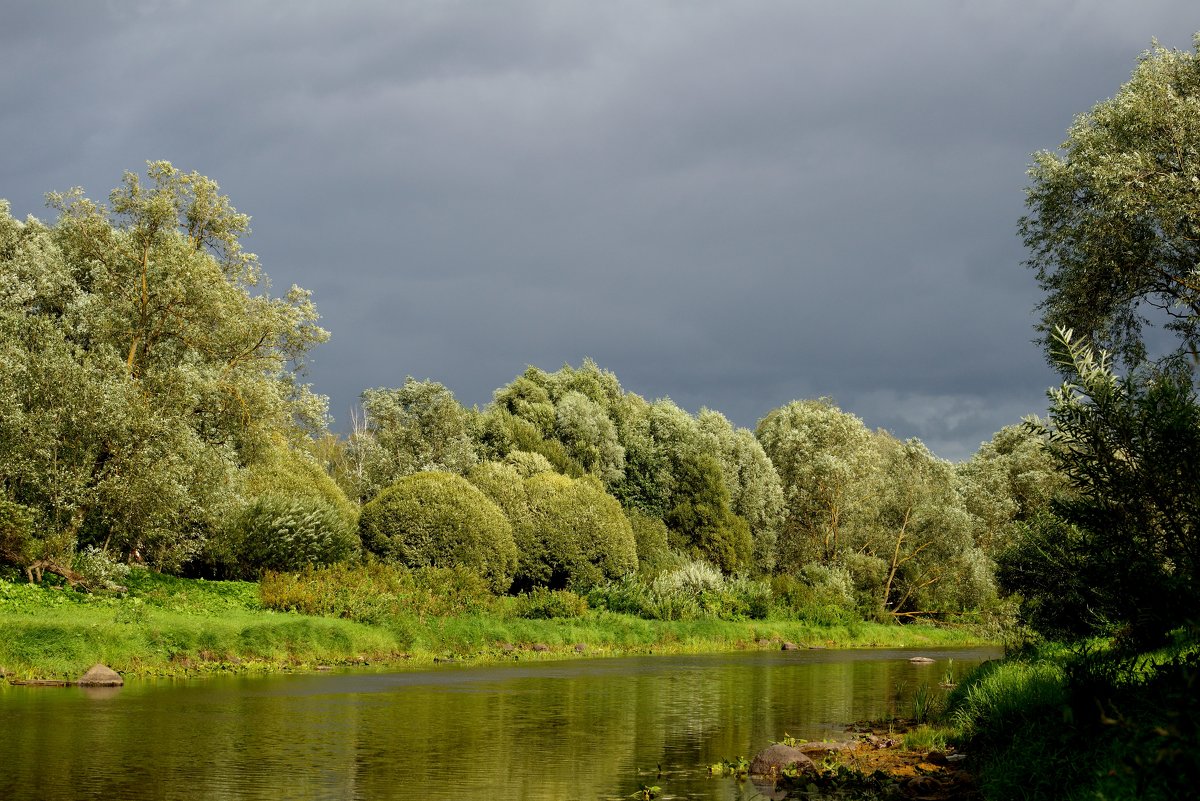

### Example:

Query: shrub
xmin=502 ymin=449 xmax=554 ymax=477
xmin=522 ymin=473 xmax=637 ymax=591
xmin=654 ymin=558 xmax=724 ymax=595
xmin=664 ymin=454 xmax=753 ymax=573
xmin=358 ymin=471 xmax=517 ymax=592
xmin=512 ymin=587 xmax=589 ymax=619
xmin=586 ymin=573 xmax=655 ymax=617
xmin=229 ymin=495 xmax=359 ymax=577
xmin=471 ymin=465 xmax=636 ymax=591
xmin=71 ymin=546 xmax=131 ymax=591
xmin=726 ymin=574 xmax=772 ymax=620
xmin=771 ymin=564 xmax=857 ymax=623
xmin=245 ymin=438 xmax=359 ymax=532
xmin=586 ymin=560 xmax=770 ymax=621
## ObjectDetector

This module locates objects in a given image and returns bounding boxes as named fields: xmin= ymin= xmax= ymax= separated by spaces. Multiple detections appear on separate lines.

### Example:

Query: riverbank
xmin=0 ymin=572 xmax=990 ymax=680
xmin=903 ymin=638 xmax=1200 ymax=801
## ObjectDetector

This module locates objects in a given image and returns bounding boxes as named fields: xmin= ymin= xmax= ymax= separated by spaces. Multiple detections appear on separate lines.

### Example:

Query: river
xmin=0 ymin=646 xmax=998 ymax=800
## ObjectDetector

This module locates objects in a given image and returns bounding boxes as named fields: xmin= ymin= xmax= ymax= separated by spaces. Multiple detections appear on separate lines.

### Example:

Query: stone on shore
xmin=749 ymin=744 xmax=816 ymax=778
xmin=77 ymin=664 xmax=123 ymax=687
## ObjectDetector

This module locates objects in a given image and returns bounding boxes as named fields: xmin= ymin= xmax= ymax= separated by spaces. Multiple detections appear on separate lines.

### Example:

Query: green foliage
xmin=756 ymin=398 xmax=877 ymax=567
xmin=664 ymin=454 xmax=753 ymax=574
xmin=469 ymin=462 xmax=636 ymax=591
xmin=696 ymin=408 xmax=785 ymax=573
xmin=523 ymin=473 xmax=638 ymax=591
xmin=351 ymin=378 xmax=479 ymax=502
xmin=358 ymin=472 xmax=517 ymax=593
xmin=0 ymin=498 xmax=35 ymax=566
xmin=957 ymin=423 xmax=1063 ymax=556
xmin=1021 ymin=35 xmax=1200 ymax=367
xmin=229 ymin=495 xmax=359 ymax=578
xmin=0 ymin=164 xmax=328 ymax=573
xmin=477 ymin=408 xmax=584 ymax=478
xmin=624 ymin=509 xmax=678 ymax=576
xmin=770 ymin=566 xmax=858 ymax=625
xmin=946 ymin=644 xmax=1200 ymax=801
xmin=243 ymin=438 xmax=358 ymax=530
xmin=996 ymin=511 xmax=1095 ymax=639
xmin=1009 ymin=328 xmax=1200 ymax=645
xmin=587 ymin=561 xmax=771 ymax=621
xmin=259 ymin=562 xmax=496 ymax=622
xmin=903 ymin=724 xmax=947 ymax=752
xmin=71 ymin=546 xmax=131 ymax=591
xmin=512 ymin=587 xmax=589 ymax=619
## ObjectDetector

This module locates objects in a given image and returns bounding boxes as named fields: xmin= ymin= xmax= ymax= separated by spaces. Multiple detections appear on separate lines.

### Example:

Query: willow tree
xmin=756 ymin=399 xmax=877 ymax=568
xmin=1021 ymin=35 xmax=1200 ymax=368
xmin=350 ymin=378 xmax=479 ymax=502
xmin=0 ymin=163 xmax=327 ymax=574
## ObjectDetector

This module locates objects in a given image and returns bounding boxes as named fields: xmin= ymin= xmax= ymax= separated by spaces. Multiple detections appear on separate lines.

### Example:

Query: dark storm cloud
xmin=3 ymin=0 xmax=1197 ymax=459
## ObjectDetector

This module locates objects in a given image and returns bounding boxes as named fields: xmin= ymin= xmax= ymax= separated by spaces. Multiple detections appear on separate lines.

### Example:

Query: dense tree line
xmin=0 ymin=161 xmax=1081 ymax=626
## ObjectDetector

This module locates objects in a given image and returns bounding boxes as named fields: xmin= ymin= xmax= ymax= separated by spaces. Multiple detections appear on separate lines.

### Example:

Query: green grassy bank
xmin=0 ymin=570 xmax=988 ymax=681
xmin=908 ymin=637 xmax=1200 ymax=801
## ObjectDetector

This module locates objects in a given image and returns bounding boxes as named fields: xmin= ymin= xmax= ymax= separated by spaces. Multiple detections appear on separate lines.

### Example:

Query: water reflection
xmin=0 ymin=647 xmax=997 ymax=801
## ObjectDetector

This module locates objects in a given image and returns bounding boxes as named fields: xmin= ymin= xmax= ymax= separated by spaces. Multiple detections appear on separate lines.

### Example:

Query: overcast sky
xmin=3 ymin=1 xmax=1197 ymax=460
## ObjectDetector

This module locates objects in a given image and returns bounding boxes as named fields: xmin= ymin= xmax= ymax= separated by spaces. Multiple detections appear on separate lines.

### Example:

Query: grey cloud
xmin=3 ymin=0 xmax=1197 ymax=462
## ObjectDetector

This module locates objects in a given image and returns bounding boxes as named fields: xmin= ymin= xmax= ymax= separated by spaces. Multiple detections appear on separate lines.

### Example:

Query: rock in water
xmin=909 ymin=656 xmax=935 ymax=664
xmin=77 ymin=664 xmax=123 ymax=687
xmin=749 ymin=744 xmax=816 ymax=778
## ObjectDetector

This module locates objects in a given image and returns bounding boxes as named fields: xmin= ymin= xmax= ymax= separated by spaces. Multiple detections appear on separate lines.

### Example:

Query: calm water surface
xmin=1 ymin=646 xmax=998 ymax=800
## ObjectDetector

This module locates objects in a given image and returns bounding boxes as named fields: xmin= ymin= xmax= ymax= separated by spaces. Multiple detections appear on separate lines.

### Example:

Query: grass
xmin=0 ymin=569 xmax=989 ymax=680
xmin=928 ymin=638 xmax=1200 ymax=801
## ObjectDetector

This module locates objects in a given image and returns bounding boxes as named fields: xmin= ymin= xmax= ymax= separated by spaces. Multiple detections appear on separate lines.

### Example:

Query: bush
xmin=586 ymin=573 xmax=655 ymax=617
xmin=358 ymin=471 xmax=517 ymax=593
xmin=244 ymin=438 xmax=359 ymax=531
xmin=470 ymin=466 xmax=637 ymax=592
xmin=726 ymin=574 xmax=772 ymax=620
xmin=71 ymin=546 xmax=131 ymax=591
xmin=512 ymin=587 xmax=589 ymax=619
xmin=522 ymin=473 xmax=638 ymax=591
xmin=587 ymin=560 xmax=770 ymax=621
xmin=230 ymin=495 xmax=359 ymax=577
xmin=770 ymin=566 xmax=858 ymax=625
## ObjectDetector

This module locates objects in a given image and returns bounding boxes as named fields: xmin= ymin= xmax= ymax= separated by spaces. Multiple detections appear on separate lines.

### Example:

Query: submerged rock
xmin=77 ymin=664 xmax=123 ymax=687
xmin=749 ymin=744 xmax=816 ymax=778
xmin=909 ymin=656 xmax=935 ymax=664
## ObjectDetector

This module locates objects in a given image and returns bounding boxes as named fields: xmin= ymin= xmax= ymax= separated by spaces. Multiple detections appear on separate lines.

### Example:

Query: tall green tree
xmin=351 ymin=378 xmax=478 ymax=502
xmin=0 ymin=163 xmax=327 ymax=574
xmin=756 ymin=399 xmax=877 ymax=568
xmin=957 ymin=423 xmax=1063 ymax=556
xmin=1004 ymin=328 xmax=1200 ymax=644
xmin=1021 ymin=34 xmax=1200 ymax=368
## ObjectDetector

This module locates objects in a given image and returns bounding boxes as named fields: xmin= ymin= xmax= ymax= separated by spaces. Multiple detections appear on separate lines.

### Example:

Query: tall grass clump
xmin=945 ymin=655 xmax=1068 ymax=743
xmin=260 ymin=562 xmax=497 ymax=623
